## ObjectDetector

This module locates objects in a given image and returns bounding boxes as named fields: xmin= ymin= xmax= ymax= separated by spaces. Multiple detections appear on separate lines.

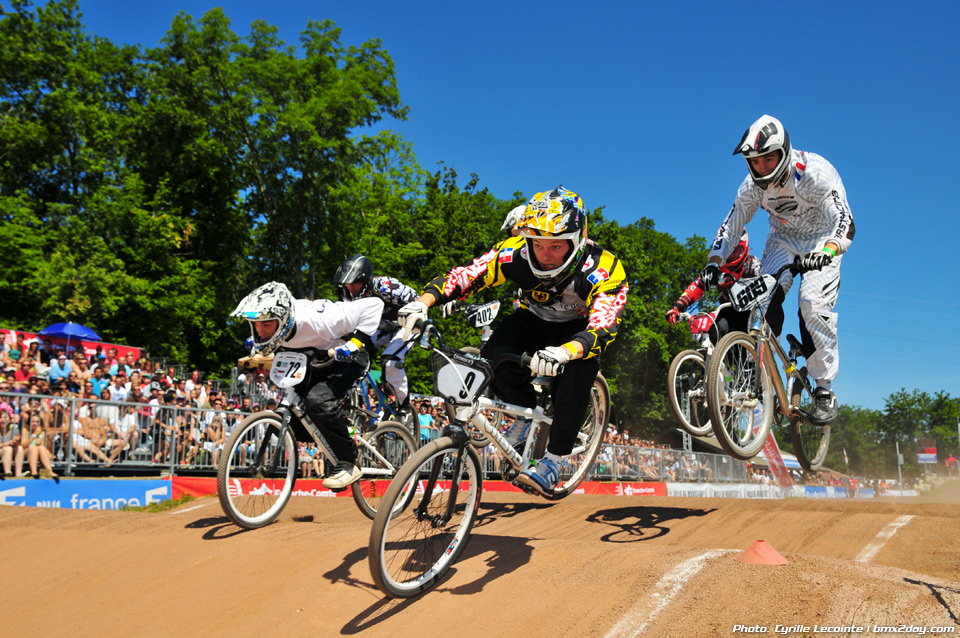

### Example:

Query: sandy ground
xmin=1 ymin=480 xmax=959 ymax=637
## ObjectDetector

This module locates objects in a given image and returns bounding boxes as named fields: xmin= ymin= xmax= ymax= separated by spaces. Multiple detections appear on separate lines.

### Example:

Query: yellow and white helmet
xmin=515 ymin=186 xmax=588 ymax=287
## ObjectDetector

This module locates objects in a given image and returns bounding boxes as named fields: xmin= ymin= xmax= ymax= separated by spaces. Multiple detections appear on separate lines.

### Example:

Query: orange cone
xmin=735 ymin=540 xmax=788 ymax=565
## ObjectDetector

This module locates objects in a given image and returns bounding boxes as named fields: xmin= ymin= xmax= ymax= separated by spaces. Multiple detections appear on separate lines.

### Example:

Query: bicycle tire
xmin=667 ymin=349 xmax=712 ymax=437
xmin=706 ymin=332 xmax=774 ymax=460
xmin=352 ymin=421 xmax=417 ymax=519
xmin=788 ymin=368 xmax=831 ymax=470
xmin=531 ymin=373 xmax=609 ymax=499
xmin=217 ymin=410 xmax=298 ymax=529
xmin=368 ymin=436 xmax=482 ymax=598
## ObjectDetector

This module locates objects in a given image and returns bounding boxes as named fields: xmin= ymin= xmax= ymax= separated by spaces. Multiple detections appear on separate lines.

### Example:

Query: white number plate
xmin=730 ymin=274 xmax=779 ymax=312
xmin=270 ymin=351 xmax=309 ymax=389
xmin=436 ymin=362 xmax=489 ymax=405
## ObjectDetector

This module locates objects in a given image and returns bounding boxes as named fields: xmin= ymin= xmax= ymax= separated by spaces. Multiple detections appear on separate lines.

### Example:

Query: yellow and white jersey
xmin=424 ymin=236 xmax=629 ymax=359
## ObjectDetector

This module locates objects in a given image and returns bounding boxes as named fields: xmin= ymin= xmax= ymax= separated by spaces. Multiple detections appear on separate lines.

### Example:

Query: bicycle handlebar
xmin=413 ymin=320 xmax=549 ymax=375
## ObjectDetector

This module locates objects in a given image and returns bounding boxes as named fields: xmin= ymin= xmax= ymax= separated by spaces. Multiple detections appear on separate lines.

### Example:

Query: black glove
xmin=700 ymin=263 xmax=720 ymax=291
xmin=799 ymin=250 xmax=833 ymax=272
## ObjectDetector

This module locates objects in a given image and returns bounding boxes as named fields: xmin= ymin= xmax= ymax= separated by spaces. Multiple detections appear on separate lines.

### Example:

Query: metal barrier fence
xmin=475 ymin=442 xmax=751 ymax=483
xmin=1 ymin=391 xmax=251 ymax=477
xmin=2 ymin=391 xmax=750 ymax=482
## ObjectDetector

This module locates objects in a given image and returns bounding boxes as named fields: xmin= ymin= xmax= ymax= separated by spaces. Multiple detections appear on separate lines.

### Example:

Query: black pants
xmin=480 ymin=309 xmax=600 ymax=457
xmin=300 ymin=352 xmax=368 ymax=465
xmin=708 ymin=305 xmax=751 ymax=346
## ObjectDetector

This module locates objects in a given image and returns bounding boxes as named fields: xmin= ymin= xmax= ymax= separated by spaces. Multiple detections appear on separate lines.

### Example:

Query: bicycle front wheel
xmin=706 ymin=332 xmax=774 ymax=460
xmin=667 ymin=349 xmax=712 ymax=437
xmin=217 ymin=410 xmax=298 ymax=529
xmin=368 ymin=437 xmax=482 ymax=598
xmin=352 ymin=420 xmax=417 ymax=519
xmin=788 ymin=368 xmax=831 ymax=470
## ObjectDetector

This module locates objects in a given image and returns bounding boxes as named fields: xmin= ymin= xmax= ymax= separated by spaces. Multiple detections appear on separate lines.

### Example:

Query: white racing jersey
xmin=709 ymin=149 xmax=855 ymax=261
xmin=278 ymin=297 xmax=384 ymax=354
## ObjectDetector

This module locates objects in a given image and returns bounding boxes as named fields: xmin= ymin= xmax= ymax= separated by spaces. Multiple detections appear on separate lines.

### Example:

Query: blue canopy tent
xmin=38 ymin=322 xmax=101 ymax=352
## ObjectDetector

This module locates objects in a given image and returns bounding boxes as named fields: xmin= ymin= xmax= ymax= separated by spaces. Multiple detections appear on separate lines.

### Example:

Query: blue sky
xmin=72 ymin=0 xmax=959 ymax=413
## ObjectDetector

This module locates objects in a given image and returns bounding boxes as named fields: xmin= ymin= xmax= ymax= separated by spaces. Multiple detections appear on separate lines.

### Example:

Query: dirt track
xmin=2 ymin=481 xmax=959 ymax=637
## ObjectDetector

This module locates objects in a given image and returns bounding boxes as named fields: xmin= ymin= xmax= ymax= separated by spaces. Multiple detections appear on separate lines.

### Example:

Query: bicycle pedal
xmin=326 ymin=485 xmax=350 ymax=494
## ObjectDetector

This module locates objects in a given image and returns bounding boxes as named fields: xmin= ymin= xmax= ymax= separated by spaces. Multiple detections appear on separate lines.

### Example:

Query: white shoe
xmin=322 ymin=462 xmax=362 ymax=489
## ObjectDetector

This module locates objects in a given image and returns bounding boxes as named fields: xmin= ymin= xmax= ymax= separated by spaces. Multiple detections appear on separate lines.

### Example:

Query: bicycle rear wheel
xmin=667 ymin=349 xmax=712 ymax=436
xmin=788 ymin=368 xmax=831 ymax=470
xmin=368 ymin=437 xmax=482 ymax=598
xmin=706 ymin=332 xmax=774 ymax=460
xmin=217 ymin=411 xmax=297 ymax=529
xmin=352 ymin=421 xmax=417 ymax=519
xmin=532 ymin=373 xmax=609 ymax=499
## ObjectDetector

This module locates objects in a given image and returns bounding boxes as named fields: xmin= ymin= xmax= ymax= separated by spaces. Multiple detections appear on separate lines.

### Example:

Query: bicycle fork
xmin=416 ymin=426 xmax=470 ymax=528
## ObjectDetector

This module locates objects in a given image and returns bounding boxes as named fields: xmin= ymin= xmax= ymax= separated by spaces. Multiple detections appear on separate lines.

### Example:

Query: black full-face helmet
xmin=333 ymin=254 xmax=374 ymax=301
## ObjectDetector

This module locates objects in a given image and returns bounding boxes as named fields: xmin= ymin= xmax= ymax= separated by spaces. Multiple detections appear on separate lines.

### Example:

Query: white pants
xmin=372 ymin=328 xmax=413 ymax=404
xmin=762 ymin=237 xmax=842 ymax=384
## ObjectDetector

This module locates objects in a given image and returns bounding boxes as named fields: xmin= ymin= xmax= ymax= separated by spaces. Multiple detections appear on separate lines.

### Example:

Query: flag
xmin=843 ymin=448 xmax=849 ymax=466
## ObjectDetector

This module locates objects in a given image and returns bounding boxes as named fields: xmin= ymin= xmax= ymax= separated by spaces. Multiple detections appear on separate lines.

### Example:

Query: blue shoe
xmin=517 ymin=457 xmax=559 ymax=496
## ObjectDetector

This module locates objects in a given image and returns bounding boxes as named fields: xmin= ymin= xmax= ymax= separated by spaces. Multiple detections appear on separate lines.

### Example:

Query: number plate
xmin=729 ymin=274 xmax=779 ymax=312
xmin=468 ymin=301 xmax=501 ymax=328
xmin=436 ymin=362 xmax=490 ymax=406
xmin=270 ymin=351 xmax=309 ymax=388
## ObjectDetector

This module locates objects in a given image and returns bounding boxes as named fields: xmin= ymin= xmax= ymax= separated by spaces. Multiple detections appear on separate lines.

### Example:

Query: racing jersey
xmin=708 ymin=149 xmax=856 ymax=261
xmin=423 ymin=236 xmax=629 ymax=359
xmin=674 ymin=254 xmax=763 ymax=312
xmin=277 ymin=297 xmax=384 ymax=358
xmin=370 ymin=276 xmax=418 ymax=322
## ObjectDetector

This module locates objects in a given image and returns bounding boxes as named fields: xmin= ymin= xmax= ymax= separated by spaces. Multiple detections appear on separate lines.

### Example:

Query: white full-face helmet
xmin=231 ymin=281 xmax=295 ymax=356
xmin=734 ymin=114 xmax=792 ymax=190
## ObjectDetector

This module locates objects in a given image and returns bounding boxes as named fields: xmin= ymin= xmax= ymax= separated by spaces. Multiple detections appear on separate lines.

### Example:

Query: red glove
xmin=665 ymin=307 xmax=681 ymax=325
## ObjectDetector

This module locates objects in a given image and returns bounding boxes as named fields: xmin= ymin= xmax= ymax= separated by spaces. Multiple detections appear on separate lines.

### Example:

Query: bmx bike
xmin=216 ymin=350 xmax=416 ymax=529
xmin=367 ymin=320 xmax=609 ymax=598
xmin=705 ymin=260 xmax=830 ymax=470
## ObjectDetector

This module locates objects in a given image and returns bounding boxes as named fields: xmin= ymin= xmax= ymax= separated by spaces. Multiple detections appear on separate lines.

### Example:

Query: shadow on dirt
xmin=334 ymin=532 xmax=537 ymax=634
xmin=904 ymin=577 xmax=959 ymax=624
xmin=331 ymin=501 xmax=546 ymax=632
xmin=185 ymin=516 xmax=253 ymax=539
xmin=586 ymin=505 xmax=716 ymax=543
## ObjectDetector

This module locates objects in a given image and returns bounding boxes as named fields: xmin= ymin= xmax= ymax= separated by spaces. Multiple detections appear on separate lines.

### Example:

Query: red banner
xmin=171 ymin=476 xmax=669 ymax=500
xmin=1 ymin=328 xmax=141 ymax=362
xmin=760 ymin=431 xmax=794 ymax=488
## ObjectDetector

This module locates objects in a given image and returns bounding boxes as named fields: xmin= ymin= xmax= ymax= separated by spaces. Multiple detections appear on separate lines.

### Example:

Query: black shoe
xmin=810 ymin=388 xmax=838 ymax=424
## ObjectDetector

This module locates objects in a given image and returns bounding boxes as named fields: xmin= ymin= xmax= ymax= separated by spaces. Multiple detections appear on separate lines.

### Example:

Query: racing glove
xmin=700 ymin=263 xmax=720 ymax=291
xmin=529 ymin=345 xmax=573 ymax=377
xmin=799 ymin=250 xmax=833 ymax=272
xmin=333 ymin=337 xmax=363 ymax=362
xmin=439 ymin=301 xmax=457 ymax=318
xmin=398 ymin=300 xmax=429 ymax=339
xmin=665 ymin=307 xmax=681 ymax=326
xmin=500 ymin=205 xmax=527 ymax=231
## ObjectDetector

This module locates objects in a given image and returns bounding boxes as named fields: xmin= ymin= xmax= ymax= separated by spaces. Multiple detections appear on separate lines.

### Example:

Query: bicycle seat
xmin=785 ymin=334 xmax=803 ymax=352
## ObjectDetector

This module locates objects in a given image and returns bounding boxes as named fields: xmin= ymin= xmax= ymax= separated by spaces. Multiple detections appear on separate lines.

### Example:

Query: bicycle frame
xmin=731 ymin=263 xmax=816 ymax=424
xmin=755 ymin=328 xmax=816 ymax=422
xmin=356 ymin=372 xmax=401 ymax=424
xmin=263 ymin=390 xmax=399 ymax=479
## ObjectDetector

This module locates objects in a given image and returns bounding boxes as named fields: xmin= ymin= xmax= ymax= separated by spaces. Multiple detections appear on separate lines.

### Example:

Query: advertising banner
xmin=0 ymin=479 xmax=169 ymax=509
